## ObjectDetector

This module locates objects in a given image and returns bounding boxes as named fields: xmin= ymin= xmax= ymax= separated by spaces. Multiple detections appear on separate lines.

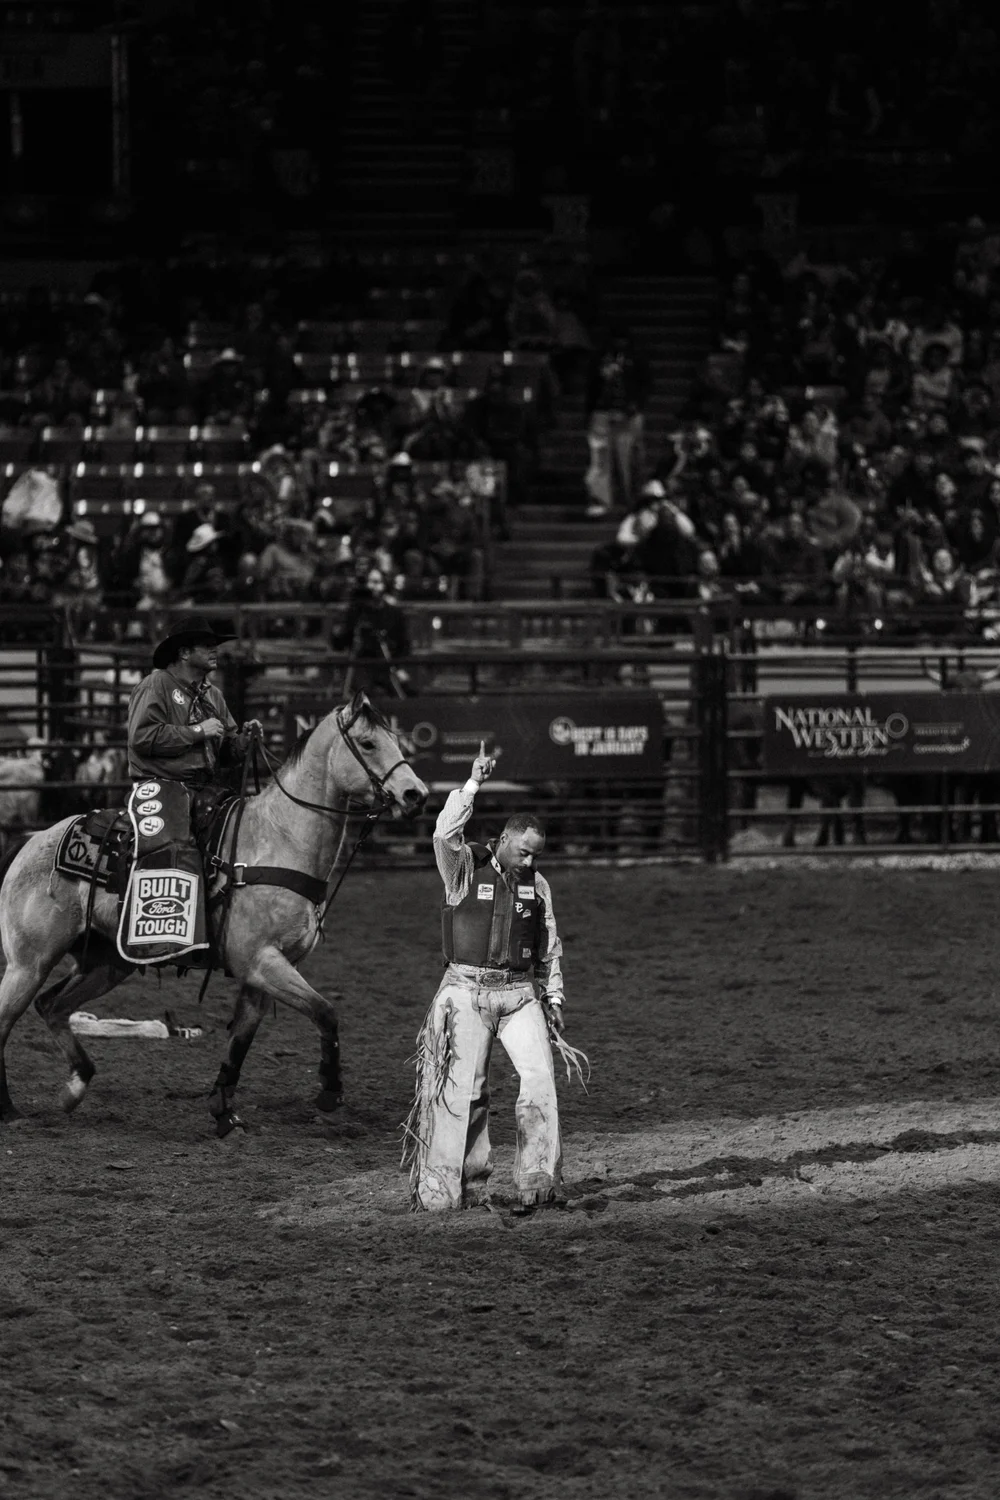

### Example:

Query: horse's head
xmin=332 ymin=692 xmax=428 ymax=818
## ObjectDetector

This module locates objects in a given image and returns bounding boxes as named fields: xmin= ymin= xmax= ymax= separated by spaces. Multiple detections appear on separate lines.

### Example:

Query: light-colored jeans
xmin=409 ymin=963 xmax=562 ymax=1211
xmin=584 ymin=410 xmax=644 ymax=511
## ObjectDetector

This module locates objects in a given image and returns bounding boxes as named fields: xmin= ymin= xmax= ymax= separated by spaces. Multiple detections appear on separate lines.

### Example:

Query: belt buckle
xmin=231 ymin=862 xmax=246 ymax=887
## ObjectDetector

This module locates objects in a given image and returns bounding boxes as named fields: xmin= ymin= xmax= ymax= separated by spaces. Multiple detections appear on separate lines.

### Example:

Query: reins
xmin=244 ymin=704 xmax=411 ymax=933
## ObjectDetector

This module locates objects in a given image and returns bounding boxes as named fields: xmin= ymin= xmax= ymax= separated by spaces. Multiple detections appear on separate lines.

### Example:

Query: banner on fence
xmin=285 ymin=694 xmax=663 ymax=782
xmin=762 ymin=693 xmax=1000 ymax=775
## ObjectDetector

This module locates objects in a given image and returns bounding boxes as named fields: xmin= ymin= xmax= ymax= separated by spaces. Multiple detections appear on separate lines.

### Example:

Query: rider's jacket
xmin=127 ymin=669 xmax=239 ymax=784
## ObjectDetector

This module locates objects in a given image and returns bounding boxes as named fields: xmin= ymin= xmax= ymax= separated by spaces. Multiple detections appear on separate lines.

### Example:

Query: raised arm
xmin=433 ymin=741 xmax=495 ymax=903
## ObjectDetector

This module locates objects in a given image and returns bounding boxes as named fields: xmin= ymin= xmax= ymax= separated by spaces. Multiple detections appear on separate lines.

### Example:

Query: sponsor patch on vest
xmin=522 ymin=947 xmax=532 ymax=958
xmin=172 ymin=689 xmax=186 ymax=705
xmin=517 ymin=885 xmax=535 ymax=899
xmin=126 ymin=869 xmax=199 ymax=947
xmin=138 ymin=815 xmax=165 ymax=837
xmin=477 ymin=883 xmax=494 ymax=900
xmin=135 ymin=781 xmax=161 ymax=799
xmin=136 ymin=799 xmax=162 ymax=816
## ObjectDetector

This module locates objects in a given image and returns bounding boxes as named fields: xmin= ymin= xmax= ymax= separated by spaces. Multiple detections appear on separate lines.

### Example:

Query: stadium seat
xmin=293 ymin=352 xmax=335 ymax=386
xmin=127 ymin=464 xmax=183 ymax=500
xmin=194 ymin=462 xmax=245 ymax=500
xmin=287 ymin=388 xmax=328 ymax=408
xmin=349 ymin=320 xmax=444 ymax=353
xmin=0 ymin=426 xmax=35 ymax=464
xmin=71 ymin=463 xmax=126 ymax=501
xmin=39 ymin=425 xmax=86 ymax=465
xmin=295 ymin=321 xmax=349 ymax=354
xmin=197 ymin=424 xmax=250 ymax=462
xmin=87 ymin=425 xmax=140 ymax=463
xmin=145 ymin=425 xmax=197 ymax=463
xmin=183 ymin=351 xmax=215 ymax=383
xmin=186 ymin=321 xmax=236 ymax=350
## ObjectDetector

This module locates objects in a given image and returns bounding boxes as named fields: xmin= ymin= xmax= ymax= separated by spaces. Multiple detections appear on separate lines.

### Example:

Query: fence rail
xmin=3 ymin=607 xmax=1000 ymax=862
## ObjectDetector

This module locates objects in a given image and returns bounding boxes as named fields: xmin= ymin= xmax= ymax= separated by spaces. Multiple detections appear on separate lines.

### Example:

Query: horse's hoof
xmin=314 ymin=1089 xmax=343 ymax=1114
xmin=215 ymin=1110 xmax=246 ymax=1140
xmin=61 ymin=1072 xmax=89 ymax=1113
xmin=0 ymin=1107 xmax=26 ymax=1127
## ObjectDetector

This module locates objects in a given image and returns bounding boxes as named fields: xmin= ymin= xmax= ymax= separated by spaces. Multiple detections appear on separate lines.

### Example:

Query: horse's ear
xmin=350 ymin=689 xmax=369 ymax=718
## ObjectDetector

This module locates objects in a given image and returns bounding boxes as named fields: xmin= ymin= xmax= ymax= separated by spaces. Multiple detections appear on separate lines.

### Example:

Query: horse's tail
xmin=0 ymin=835 xmax=30 ymax=893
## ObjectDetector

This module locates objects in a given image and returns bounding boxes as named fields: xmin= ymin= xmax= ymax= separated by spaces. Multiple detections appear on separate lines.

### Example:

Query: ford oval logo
xmin=143 ymin=898 xmax=184 ymax=917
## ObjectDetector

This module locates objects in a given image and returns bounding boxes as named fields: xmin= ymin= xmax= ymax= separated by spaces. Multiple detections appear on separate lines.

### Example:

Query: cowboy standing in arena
xmin=406 ymin=742 xmax=568 ymax=1213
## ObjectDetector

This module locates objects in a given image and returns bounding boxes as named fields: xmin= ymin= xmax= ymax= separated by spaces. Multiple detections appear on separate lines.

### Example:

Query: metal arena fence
xmin=2 ymin=603 xmax=1000 ymax=863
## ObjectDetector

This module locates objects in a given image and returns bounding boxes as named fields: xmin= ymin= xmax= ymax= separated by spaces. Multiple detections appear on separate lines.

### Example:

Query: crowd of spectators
xmin=467 ymin=0 xmax=1000 ymax=234
xmin=592 ymin=218 xmax=1000 ymax=633
xmin=0 ymin=247 xmax=594 ymax=625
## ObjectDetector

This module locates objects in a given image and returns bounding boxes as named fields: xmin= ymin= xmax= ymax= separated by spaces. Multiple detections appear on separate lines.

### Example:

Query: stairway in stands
xmin=492 ymin=276 xmax=717 ymax=600
xmin=331 ymin=0 xmax=474 ymax=242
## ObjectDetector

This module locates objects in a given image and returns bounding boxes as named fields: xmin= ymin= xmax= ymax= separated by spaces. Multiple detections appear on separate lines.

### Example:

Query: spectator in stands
xmin=178 ymin=522 xmax=229 ymax=606
xmin=464 ymin=366 xmax=538 ymax=514
xmin=916 ymin=544 xmax=974 ymax=612
xmin=762 ymin=511 xmax=827 ymax=606
xmin=909 ymin=303 xmax=964 ymax=371
xmin=841 ymin=393 xmax=893 ymax=457
xmin=255 ymin=517 xmax=317 ymax=601
xmin=334 ymin=565 xmax=413 ymax=698
xmin=584 ymin=328 xmax=652 ymax=518
xmin=33 ymin=356 xmax=92 ymax=427
xmin=506 ymin=268 xmax=558 ymax=351
xmin=139 ymin=336 xmax=191 ymax=423
xmin=716 ymin=510 xmax=764 ymax=592
xmin=113 ymin=511 xmax=175 ymax=617
xmin=52 ymin=519 xmax=103 ymax=630
xmin=857 ymin=342 xmax=910 ymax=410
xmin=910 ymin=342 xmax=957 ymax=415
xmin=396 ymin=358 xmax=462 ymax=459
xmin=784 ymin=406 xmax=839 ymax=478
xmin=200 ymin=348 xmax=254 ymax=423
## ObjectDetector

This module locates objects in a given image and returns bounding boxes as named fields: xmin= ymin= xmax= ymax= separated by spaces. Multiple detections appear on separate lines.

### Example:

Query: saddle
xmin=55 ymin=779 xmax=328 ymax=972
xmin=55 ymin=783 xmax=239 ymax=970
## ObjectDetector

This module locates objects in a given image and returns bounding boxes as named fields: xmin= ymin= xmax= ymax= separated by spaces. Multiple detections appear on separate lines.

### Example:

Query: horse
xmin=0 ymin=692 xmax=428 ymax=1134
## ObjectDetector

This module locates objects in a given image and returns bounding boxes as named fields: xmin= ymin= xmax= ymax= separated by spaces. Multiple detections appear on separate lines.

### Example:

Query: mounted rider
xmin=121 ymin=617 xmax=261 ymax=966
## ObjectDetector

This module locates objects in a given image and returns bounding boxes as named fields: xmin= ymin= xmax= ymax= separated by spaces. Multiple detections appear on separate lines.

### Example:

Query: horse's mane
xmin=283 ymin=699 xmax=393 ymax=768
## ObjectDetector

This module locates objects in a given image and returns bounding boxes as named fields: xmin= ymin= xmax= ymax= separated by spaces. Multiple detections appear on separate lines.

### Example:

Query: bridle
xmin=260 ymin=700 xmax=415 ymax=932
xmin=265 ymin=701 xmax=412 ymax=820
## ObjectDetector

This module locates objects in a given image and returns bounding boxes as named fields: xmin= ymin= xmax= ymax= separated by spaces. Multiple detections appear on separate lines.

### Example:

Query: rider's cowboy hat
xmin=152 ymin=615 xmax=236 ymax=669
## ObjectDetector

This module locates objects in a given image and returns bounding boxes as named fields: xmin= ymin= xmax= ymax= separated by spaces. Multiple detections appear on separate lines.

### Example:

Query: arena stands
xmin=584 ymin=219 xmax=1000 ymax=639
xmin=0 ymin=247 xmax=596 ymax=631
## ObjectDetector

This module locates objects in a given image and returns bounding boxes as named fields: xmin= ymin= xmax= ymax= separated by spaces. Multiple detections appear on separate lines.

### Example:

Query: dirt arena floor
xmin=5 ymin=862 xmax=1000 ymax=1499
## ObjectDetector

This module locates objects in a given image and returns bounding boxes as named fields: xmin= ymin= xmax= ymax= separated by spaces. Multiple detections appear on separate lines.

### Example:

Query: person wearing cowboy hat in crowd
xmin=178 ymin=521 xmax=230 ymax=607
xmin=52 ymin=518 xmax=104 ymax=631
xmin=200 ymin=348 xmax=253 ymax=424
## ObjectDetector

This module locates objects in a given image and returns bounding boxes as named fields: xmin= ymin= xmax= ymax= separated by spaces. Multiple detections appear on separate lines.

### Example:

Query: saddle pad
xmin=54 ymin=815 xmax=125 ymax=889
xmin=117 ymin=779 xmax=208 ymax=965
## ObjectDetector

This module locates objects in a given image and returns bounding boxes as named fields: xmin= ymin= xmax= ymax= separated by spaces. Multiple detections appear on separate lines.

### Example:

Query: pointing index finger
xmin=480 ymin=740 xmax=486 ymax=758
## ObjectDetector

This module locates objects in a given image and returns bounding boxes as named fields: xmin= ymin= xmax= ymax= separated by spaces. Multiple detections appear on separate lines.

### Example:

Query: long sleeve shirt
xmin=433 ymin=782 xmax=565 ymax=1004
xmin=127 ymin=668 xmax=237 ymax=782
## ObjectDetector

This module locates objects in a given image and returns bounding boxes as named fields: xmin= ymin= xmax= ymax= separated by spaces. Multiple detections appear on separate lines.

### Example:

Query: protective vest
xmin=442 ymin=843 xmax=543 ymax=971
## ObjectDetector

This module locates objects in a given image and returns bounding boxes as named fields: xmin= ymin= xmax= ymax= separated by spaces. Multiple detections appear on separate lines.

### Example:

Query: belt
xmin=449 ymin=963 xmax=534 ymax=984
